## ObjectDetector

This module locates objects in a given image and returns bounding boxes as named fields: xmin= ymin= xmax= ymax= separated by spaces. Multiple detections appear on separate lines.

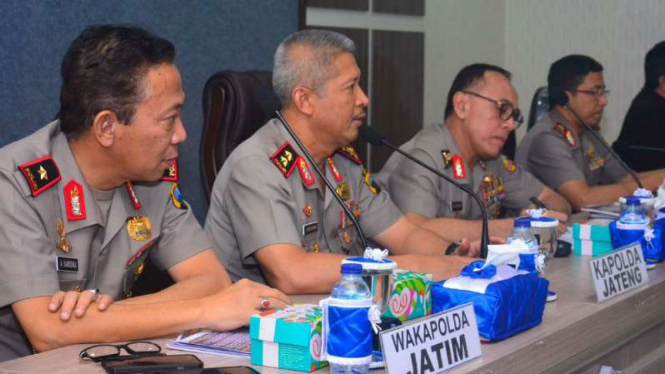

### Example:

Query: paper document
xmin=167 ymin=328 xmax=251 ymax=357
xmin=582 ymin=203 xmax=621 ymax=219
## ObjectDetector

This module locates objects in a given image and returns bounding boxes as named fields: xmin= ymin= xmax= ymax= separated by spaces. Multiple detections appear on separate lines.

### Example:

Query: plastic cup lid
xmin=342 ymin=256 xmax=397 ymax=271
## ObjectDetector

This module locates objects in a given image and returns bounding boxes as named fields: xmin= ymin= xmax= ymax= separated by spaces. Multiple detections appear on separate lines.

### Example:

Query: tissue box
xmin=431 ymin=265 xmax=548 ymax=341
xmin=383 ymin=269 xmax=432 ymax=322
xmin=250 ymin=304 xmax=327 ymax=372
xmin=573 ymin=222 xmax=613 ymax=256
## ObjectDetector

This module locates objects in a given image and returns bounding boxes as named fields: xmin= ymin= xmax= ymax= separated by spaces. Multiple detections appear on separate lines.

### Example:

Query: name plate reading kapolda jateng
xmin=589 ymin=243 xmax=648 ymax=303
xmin=379 ymin=303 xmax=481 ymax=374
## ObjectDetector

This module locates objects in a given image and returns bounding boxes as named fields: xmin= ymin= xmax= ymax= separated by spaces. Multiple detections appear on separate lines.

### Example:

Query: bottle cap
xmin=513 ymin=217 xmax=531 ymax=228
xmin=340 ymin=263 xmax=363 ymax=275
xmin=625 ymin=196 xmax=641 ymax=206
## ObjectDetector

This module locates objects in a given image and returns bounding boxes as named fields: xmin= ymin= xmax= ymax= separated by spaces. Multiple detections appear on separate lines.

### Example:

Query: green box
xmin=572 ymin=222 xmax=612 ymax=241
xmin=573 ymin=239 xmax=614 ymax=257
xmin=382 ymin=269 xmax=432 ymax=322
xmin=250 ymin=304 xmax=327 ymax=372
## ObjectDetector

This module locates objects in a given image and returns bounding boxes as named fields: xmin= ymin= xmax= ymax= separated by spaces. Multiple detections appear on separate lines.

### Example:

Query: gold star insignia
xmin=38 ymin=166 xmax=48 ymax=180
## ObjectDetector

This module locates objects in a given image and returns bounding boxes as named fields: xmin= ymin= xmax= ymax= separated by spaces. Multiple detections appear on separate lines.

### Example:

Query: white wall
xmin=505 ymin=0 xmax=665 ymax=143
xmin=423 ymin=0 xmax=506 ymax=128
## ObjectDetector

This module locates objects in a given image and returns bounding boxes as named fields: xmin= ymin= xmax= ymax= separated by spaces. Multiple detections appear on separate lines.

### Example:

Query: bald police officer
xmin=205 ymin=30 xmax=480 ymax=295
xmin=516 ymin=55 xmax=665 ymax=212
xmin=377 ymin=64 xmax=570 ymax=241
xmin=0 ymin=25 xmax=288 ymax=361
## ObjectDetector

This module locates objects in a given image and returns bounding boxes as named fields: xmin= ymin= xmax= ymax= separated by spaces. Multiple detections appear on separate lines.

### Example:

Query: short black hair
xmin=58 ymin=25 xmax=176 ymax=139
xmin=644 ymin=41 xmax=665 ymax=91
xmin=444 ymin=63 xmax=511 ymax=119
xmin=547 ymin=55 xmax=603 ymax=106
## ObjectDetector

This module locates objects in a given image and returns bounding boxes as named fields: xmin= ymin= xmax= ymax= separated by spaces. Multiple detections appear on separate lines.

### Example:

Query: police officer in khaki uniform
xmin=515 ymin=55 xmax=665 ymax=212
xmin=377 ymin=64 xmax=570 ymax=242
xmin=205 ymin=30 xmax=481 ymax=295
xmin=0 ymin=25 xmax=288 ymax=362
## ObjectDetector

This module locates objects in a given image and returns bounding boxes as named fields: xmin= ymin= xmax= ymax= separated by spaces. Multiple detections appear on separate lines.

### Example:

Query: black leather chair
xmin=200 ymin=70 xmax=274 ymax=201
xmin=527 ymin=86 xmax=550 ymax=130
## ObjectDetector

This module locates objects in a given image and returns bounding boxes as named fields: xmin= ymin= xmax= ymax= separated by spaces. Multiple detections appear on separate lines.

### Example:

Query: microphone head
xmin=253 ymin=85 xmax=282 ymax=115
xmin=548 ymin=87 xmax=569 ymax=106
xmin=358 ymin=125 xmax=386 ymax=146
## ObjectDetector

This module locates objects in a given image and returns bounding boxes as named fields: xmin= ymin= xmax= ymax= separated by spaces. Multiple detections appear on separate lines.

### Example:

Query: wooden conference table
xmin=2 ymin=251 xmax=665 ymax=373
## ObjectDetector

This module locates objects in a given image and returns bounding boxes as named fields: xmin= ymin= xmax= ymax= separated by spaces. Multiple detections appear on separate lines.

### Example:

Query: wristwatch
xmin=445 ymin=241 xmax=460 ymax=255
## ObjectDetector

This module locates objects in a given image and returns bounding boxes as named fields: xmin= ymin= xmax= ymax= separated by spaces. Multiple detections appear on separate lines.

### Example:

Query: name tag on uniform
xmin=451 ymin=201 xmax=463 ymax=212
xmin=56 ymin=256 xmax=79 ymax=273
xmin=303 ymin=221 xmax=319 ymax=236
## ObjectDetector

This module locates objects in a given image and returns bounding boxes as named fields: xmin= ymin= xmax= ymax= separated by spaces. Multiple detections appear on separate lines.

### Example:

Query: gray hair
xmin=272 ymin=29 xmax=355 ymax=107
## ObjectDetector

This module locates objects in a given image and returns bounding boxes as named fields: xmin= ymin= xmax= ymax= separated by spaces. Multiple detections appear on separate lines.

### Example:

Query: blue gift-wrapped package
xmin=431 ymin=262 xmax=549 ymax=341
xmin=609 ymin=220 xmax=665 ymax=262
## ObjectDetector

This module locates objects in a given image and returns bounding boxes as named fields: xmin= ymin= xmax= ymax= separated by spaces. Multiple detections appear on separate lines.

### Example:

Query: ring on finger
xmin=86 ymin=288 xmax=99 ymax=302
xmin=260 ymin=297 xmax=270 ymax=310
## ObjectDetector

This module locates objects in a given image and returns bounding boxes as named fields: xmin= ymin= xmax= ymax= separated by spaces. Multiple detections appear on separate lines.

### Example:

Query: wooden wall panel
xmin=307 ymin=0 xmax=369 ymax=11
xmin=373 ymin=0 xmax=424 ymax=16
xmin=370 ymin=30 xmax=424 ymax=172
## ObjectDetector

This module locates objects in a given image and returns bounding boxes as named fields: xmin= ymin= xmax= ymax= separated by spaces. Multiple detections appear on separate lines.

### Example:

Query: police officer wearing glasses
xmin=516 ymin=55 xmax=665 ymax=212
xmin=377 ymin=64 xmax=570 ymax=242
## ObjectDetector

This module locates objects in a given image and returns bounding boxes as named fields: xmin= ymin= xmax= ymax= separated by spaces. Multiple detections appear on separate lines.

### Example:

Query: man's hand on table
xmin=48 ymin=290 xmax=114 ymax=321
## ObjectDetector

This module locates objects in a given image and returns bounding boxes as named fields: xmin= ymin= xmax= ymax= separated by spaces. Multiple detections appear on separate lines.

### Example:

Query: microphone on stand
xmin=548 ymin=88 xmax=643 ymax=189
xmin=359 ymin=126 xmax=490 ymax=259
xmin=253 ymin=86 xmax=370 ymax=251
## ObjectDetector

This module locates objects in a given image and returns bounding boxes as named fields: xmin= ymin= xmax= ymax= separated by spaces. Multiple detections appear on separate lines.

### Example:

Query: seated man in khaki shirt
xmin=0 ymin=25 xmax=288 ymax=361
xmin=205 ymin=30 xmax=482 ymax=295
xmin=516 ymin=55 xmax=665 ymax=212
xmin=377 ymin=64 xmax=570 ymax=241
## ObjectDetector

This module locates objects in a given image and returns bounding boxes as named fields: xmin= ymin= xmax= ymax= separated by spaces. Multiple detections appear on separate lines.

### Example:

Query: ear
xmin=452 ymin=91 xmax=470 ymax=120
xmin=291 ymin=86 xmax=315 ymax=116
xmin=91 ymin=111 xmax=119 ymax=148
xmin=659 ymin=75 xmax=665 ymax=90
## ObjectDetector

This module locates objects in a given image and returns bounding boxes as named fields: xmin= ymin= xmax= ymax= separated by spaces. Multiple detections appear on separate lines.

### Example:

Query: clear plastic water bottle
xmin=507 ymin=217 xmax=538 ymax=253
xmin=620 ymin=196 xmax=648 ymax=224
xmin=329 ymin=263 xmax=372 ymax=374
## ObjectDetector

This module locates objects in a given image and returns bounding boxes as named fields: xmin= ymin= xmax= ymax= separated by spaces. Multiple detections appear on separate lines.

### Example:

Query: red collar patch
xmin=553 ymin=122 xmax=576 ymax=147
xmin=452 ymin=154 xmax=466 ymax=179
xmin=125 ymin=181 xmax=142 ymax=210
xmin=327 ymin=157 xmax=343 ymax=182
xmin=161 ymin=159 xmax=178 ymax=182
xmin=336 ymin=146 xmax=362 ymax=165
xmin=64 ymin=180 xmax=87 ymax=221
xmin=296 ymin=156 xmax=315 ymax=187
xmin=271 ymin=142 xmax=299 ymax=178
xmin=18 ymin=155 xmax=61 ymax=197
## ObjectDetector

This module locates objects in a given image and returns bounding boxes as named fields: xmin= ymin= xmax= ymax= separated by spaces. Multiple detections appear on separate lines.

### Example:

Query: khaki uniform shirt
xmin=205 ymin=119 xmax=402 ymax=284
xmin=515 ymin=111 xmax=628 ymax=190
xmin=376 ymin=123 xmax=543 ymax=220
xmin=0 ymin=121 xmax=210 ymax=361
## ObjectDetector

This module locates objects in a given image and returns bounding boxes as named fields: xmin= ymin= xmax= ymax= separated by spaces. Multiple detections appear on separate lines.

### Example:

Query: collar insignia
xmin=303 ymin=204 xmax=313 ymax=217
xmin=296 ymin=156 xmax=315 ymax=187
xmin=336 ymin=146 xmax=362 ymax=165
xmin=336 ymin=182 xmax=351 ymax=201
xmin=125 ymin=181 xmax=142 ymax=210
xmin=64 ymin=180 xmax=87 ymax=221
xmin=452 ymin=154 xmax=466 ymax=179
xmin=327 ymin=157 xmax=344 ymax=182
xmin=161 ymin=160 xmax=178 ymax=182
xmin=501 ymin=156 xmax=516 ymax=173
xmin=55 ymin=219 xmax=72 ymax=253
xmin=441 ymin=150 xmax=453 ymax=168
xmin=18 ymin=156 xmax=61 ymax=197
xmin=271 ymin=142 xmax=299 ymax=178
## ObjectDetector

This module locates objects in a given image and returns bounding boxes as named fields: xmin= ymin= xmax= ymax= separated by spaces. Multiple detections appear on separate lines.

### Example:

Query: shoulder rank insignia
xmin=161 ymin=160 xmax=178 ymax=182
xmin=271 ymin=142 xmax=299 ymax=178
xmin=362 ymin=167 xmax=381 ymax=194
xmin=452 ymin=154 xmax=466 ymax=179
xmin=18 ymin=155 xmax=61 ymax=197
xmin=553 ymin=122 xmax=576 ymax=147
xmin=336 ymin=146 xmax=362 ymax=165
xmin=296 ymin=156 xmax=315 ymax=187
xmin=170 ymin=183 xmax=186 ymax=210
xmin=327 ymin=157 xmax=343 ymax=182
xmin=501 ymin=156 xmax=517 ymax=173
xmin=64 ymin=180 xmax=87 ymax=221
xmin=441 ymin=150 xmax=453 ymax=168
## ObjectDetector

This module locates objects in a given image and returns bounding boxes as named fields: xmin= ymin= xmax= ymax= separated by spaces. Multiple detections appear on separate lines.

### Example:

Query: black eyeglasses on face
xmin=462 ymin=91 xmax=524 ymax=129
xmin=570 ymin=88 xmax=610 ymax=99
xmin=79 ymin=341 xmax=163 ymax=363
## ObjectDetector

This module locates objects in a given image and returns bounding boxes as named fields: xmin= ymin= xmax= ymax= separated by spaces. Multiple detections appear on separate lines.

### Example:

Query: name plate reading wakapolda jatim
xmin=588 ymin=243 xmax=649 ymax=303
xmin=379 ymin=303 xmax=481 ymax=374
